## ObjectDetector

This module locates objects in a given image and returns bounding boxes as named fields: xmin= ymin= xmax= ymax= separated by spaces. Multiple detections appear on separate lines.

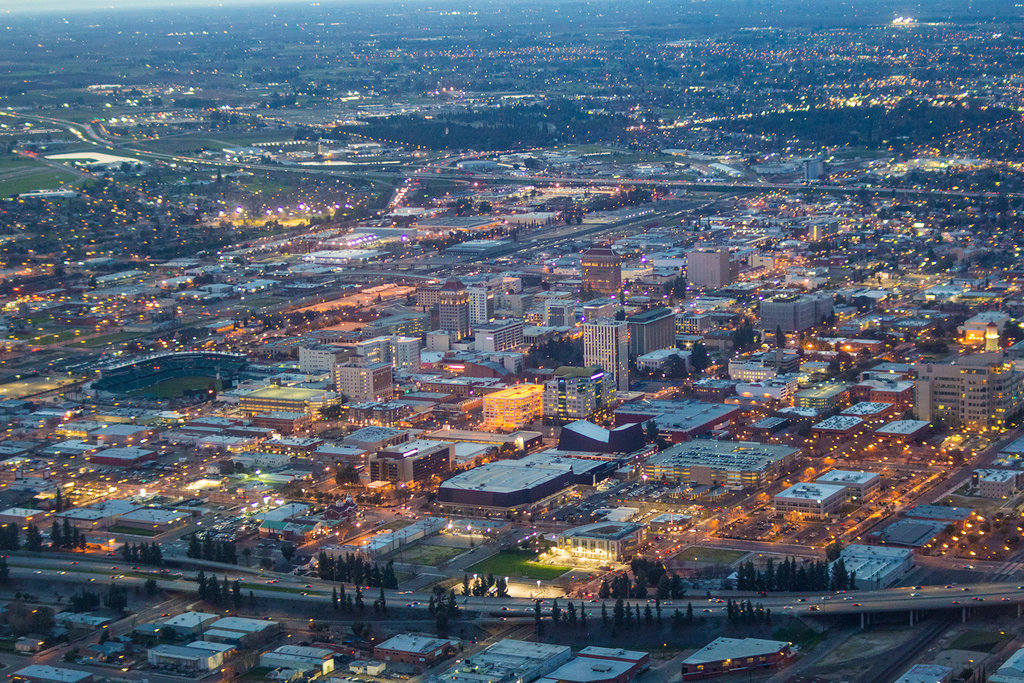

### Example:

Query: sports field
xmin=469 ymin=551 xmax=570 ymax=580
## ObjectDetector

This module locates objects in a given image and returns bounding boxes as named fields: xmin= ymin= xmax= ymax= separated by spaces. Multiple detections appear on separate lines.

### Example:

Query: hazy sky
xmin=0 ymin=0 xmax=313 ymax=13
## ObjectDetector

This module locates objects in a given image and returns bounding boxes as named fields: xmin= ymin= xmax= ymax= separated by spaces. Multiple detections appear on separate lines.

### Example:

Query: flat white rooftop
xmin=682 ymin=637 xmax=790 ymax=665
xmin=775 ymin=482 xmax=847 ymax=502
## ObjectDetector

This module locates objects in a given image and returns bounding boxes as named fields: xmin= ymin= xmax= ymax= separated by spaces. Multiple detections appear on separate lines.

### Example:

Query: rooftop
xmin=816 ymin=470 xmax=880 ymax=486
xmin=376 ymin=634 xmax=451 ymax=654
xmin=812 ymin=415 xmax=864 ymax=432
xmin=682 ymin=637 xmax=790 ymax=665
xmin=775 ymin=482 xmax=847 ymax=502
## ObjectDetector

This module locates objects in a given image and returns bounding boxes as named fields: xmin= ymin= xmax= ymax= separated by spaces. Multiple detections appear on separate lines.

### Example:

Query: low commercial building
xmin=162 ymin=612 xmax=218 ymax=637
xmin=840 ymin=401 xmax=896 ymax=426
xmin=973 ymin=469 xmax=1024 ymax=499
xmin=810 ymin=415 xmax=865 ymax=439
xmin=260 ymin=645 xmax=336 ymax=675
xmin=557 ymin=522 xmax=646 ymax=562
xmin=643 ymin=441 xmax=798 ymax=489
xmin=202 ymin=617 xmax=281 ymax=648
xmin=148 ymin=644 xmax=225 ymax=673
xmin=435 ymin=639 xmax=572 ymax=683
xmin=11 ymin=666 xmax=92 ymax=683
xmin=374 ymin=634 xmax=454 ymax=668
xmin=116 ymin=508 xmax=190 ymax=533
xmin=614 ymin=400 xmax=739 ymax=443
xmin=681 ymin=638 xmax=793 ymax=680
xmin=833 ymin=544 xmax=913 ymax=589
xmin=538 ymin=658 xmax=636 ymax=683
xmin=897 ymin=667 xmax=950 ymax=683
xmin=89 ymin=447 xmax=157 ymax=468
xmin=815 ymin=470 xmax=881 ymax=500
xmin=874 ymin=420 xmax=931 ymax=443
xmin=238 ymin=386 xmax=339 ymax=416
xmin=774 ymin=482 xmax=847 ymax=519
xmin=894 ymin=664 xmax=952 ymax=683
xmin=991 ymin=645 xmax=1024 ymax=683
xmin=577 ymin=647 xmax=649 ymax=675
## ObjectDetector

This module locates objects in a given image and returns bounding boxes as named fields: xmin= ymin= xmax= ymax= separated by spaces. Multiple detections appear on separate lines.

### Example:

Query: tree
xmin=104 ymin=583 xmax=128 ymax=611
xmin=281 ymin=544 xmax=296 ymax=563
xmin=144 ymin=578 xmax=158 ymax=595
xmin=826 ymin=540 xmax=844 ymax=562
xmin=534 ymin=600 xmax=544 ymax=635
xmin=24 ymin=525 xmax=42 ymax=552
xmin=690 ymin=342 xmax=710 ymax=373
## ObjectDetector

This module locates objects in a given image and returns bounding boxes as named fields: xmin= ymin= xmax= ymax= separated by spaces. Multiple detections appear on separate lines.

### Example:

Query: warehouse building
xmin=437 ymin=460 xmax=572 ymax=512
xmin=11 ymin=666 xmax=92 ymax=683
xmin=260 ymin=645 xmax=336 ymax=675
xmin=148 ymin=644 xmax=226 ymax=673
xmin=538 ymin=658 xmax=636 ymax=683
xmin=681 ymin=638 xmax=793 ymax=680
xmin=374 ymin=634 xmax=455 ymax=668
xmin=436 ymin=639 xmax=572 ymax=683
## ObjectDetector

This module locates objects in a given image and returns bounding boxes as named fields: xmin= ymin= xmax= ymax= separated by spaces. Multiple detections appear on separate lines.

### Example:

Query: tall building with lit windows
xmin=438 ymin=280 xmax=471 ymax=340
xmin=542 ymin=366 xmax=610 ymax=424
xmin=581 ymin=246 xmax=621 ymax=294
xmin=583 ymin=318 xmax=629 ymax=392
xmin=483 ymin=384 xmax=545 ymax=431
xmin=915 ymin=352 xmax=1024 ymax=432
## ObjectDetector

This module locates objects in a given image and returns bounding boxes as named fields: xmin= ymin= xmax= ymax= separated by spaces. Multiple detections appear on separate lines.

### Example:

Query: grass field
xmin=469 ymin=551 xmax=570 ymax=580
xmin=396 ymin=543 xmax=465 ymax=566
xmin=0 ymin=375 xmax=81 ymax=399
xmin=133 ymin=376 xmax=222 ymax=399
xmin=677 ymin=546 xmax=748 ymax=565
xmin=948 ymin=630 xmax=1011 ymax=652
xmin=108 ymin=526 xmax=158 ymax=537
xmin=0 ymin=167 xmax=80 ymax=198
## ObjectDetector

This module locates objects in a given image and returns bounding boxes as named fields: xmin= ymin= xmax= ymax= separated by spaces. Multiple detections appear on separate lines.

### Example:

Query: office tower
xmin=759 ymin=293 xmax=833 ymax=332
xmin=581 ymin=246 xmax=622 ymax=294
xmin=627 ymin=306 xmax=676 ymax=356
xmin=467 ymin=286 xmax=494 ymax=326
xmin=333 ymin=362 xmax=394 ymax=402
xmin=545 ymin=299 xmax=576 ymax=327
xmin=474 ymin=318 xmax=524 ymax=352
xmin=438 ymin=280 xmax=471 ymax=340
xmin=542 ymin=366 xmax=610 ymax=424
xmin=915 ymin=353 xmax=1024 ymax=432
xmin=686 ymin=248 xmax=731 ymax=288
xmin=584 ymin=317 xmax=629 ymax=392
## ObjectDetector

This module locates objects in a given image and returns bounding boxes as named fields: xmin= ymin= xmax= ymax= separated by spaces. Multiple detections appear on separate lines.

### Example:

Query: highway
xmin=9 ymin=552 xmax=1024 ymax=620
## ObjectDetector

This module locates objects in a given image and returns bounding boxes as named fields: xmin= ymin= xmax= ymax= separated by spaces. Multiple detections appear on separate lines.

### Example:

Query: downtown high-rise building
xmin=438 ymin=280 xmax=471 ymax=340
xmin=583 ymin=317 xmax=629 ymax=392
xmin=581 ymin=246 xmax=622 ymax=294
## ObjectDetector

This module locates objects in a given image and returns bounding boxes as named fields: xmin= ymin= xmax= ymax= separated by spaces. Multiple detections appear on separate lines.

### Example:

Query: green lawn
xmin=132 ymin=376 xmax=222 ymax=399
xmin=948 ymin=630 xmax=1011 ymax=652
xmin=0 ymin=168 xmax=80 ymax=198
xmin=395 ymin=543 xmax=465 ymax=566
xmin=469 ymin=551 xmax=570 ymax=581
xmin=108 ymin=526 xmax=158 ymax=537
xmin=677 ymin=546 xmax=748 ymax=565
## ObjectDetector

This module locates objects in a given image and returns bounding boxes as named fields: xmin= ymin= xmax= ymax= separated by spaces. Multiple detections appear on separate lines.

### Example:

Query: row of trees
xmin=598 ymin=569 xmax=688 ymax=600
xmin=69 ymin=584 xmax=127 ymax=612
xmin=536 ymin=598 xmax=703 ymax=633
xmin=316 ymin=552 xmax=399 ymax=589
xmin=725 ymin=598 xmax=772 ymax=624
xmin=50 ymin=520 xmax=87 ymax=551
xmin=462 ymin=573 xmax=509 ymax=597
xmin=186 ymin=534 xmax=238 ymax=564
xmin=197 ymin=570 xmax=242 ymax=608
xmin=733 ymin=558 xmax=857 ymax=593
xmin=427 ymin=586 xmax=461 ymax=636
xmin=120 ymin=541 xmax=163 ymax=565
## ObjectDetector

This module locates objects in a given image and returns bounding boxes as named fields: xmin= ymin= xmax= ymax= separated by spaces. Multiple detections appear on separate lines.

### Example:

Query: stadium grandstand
xmin=91 ymin=352 xmax=247 ymax=394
